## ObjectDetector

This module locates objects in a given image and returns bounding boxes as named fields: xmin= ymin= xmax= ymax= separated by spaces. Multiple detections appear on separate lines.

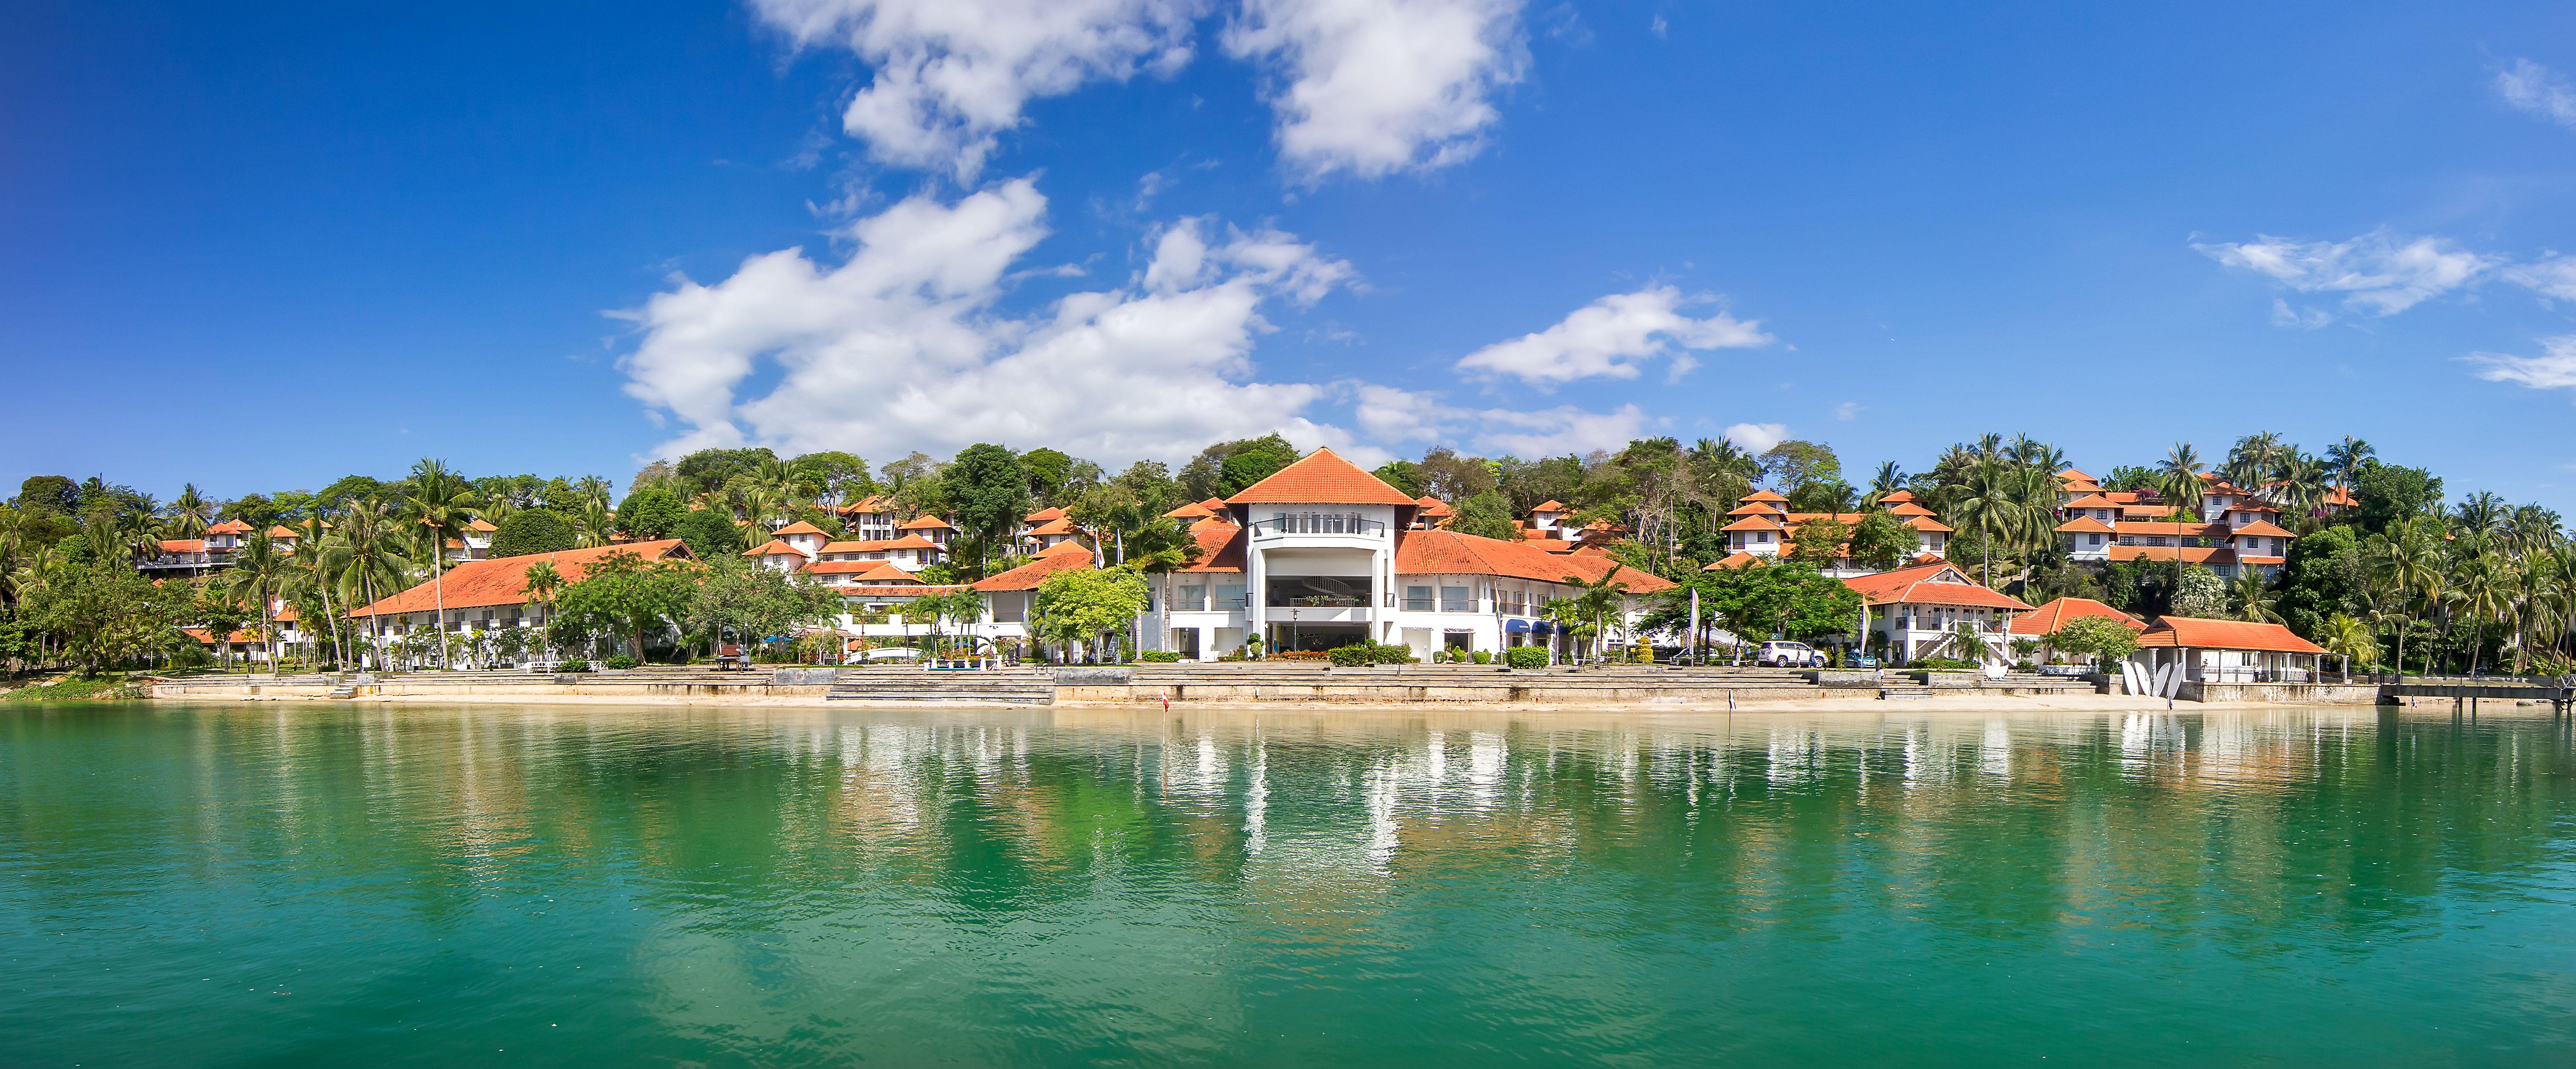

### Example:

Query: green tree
xmin=1447 ymin=489 xmax=1523 ymax=542
xmin=943 ymin=443 xmax=1032 ymax=571
xmin=1844 ymin=511 xmax=1916 ymax=571
xmin=2354 ymin=460 xmax=2444 ymax=534
xmin=1216 ymin=434 xmax=1300 ymax=494
xmin=2045 ymin=614 xmax=2140 ymax=668
xmin=555 ymin=550 xmax=699 ymax=660
xmin=674 ymin=447 xmax=779 ymax=501
xmin=688 ymin=556 xmax=842 ymax=654
xmin=1645 ymin=561 xmax=1861 ymax=649
xmin=617 ymin=487 xmax=684 ymax=539
xmin=14 ymin=475 xmax=79 ymax=516
xmin=1032 ymin=564 xmax=1148 ymax=663
xmin=1372 ymin=460 xmax=1427 ymax=499
xmin=2273 ymin=525 xmax=2365 ymax=638
xmin=489 ymin=509 xmax=576 ymax=558
xmin=671 ymin=508 xmax=746 ymax=561
xmin=1759 ymin=440 xmax=1842 ymax=493
xmin=403 ymin=458 xmax=482 ymax=668
xmin=2171 ymin=564 xmax=2226 ymax=618
xmin=1787 ymin=515 xmax=1852 ymax=567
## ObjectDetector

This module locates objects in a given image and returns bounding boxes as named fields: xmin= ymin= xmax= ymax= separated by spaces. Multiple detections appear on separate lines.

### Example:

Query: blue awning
xmin=1504 ymin=618 xmax=1532 ymax=633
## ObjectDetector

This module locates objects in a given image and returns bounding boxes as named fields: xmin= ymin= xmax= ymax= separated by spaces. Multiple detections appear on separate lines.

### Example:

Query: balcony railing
xmin=1251 ymin=514 xmax=1386 ymax=537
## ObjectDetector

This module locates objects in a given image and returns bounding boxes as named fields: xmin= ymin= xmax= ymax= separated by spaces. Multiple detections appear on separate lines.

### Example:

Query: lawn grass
xmin=0 ymin=675 xmax=151 ymax=702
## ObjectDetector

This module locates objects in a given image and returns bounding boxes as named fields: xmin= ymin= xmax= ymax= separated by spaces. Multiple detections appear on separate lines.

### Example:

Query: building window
xmin=1404 ymin=585 xmax=1434 ymax=612
xmin=1756 ymin=531 xmax=1772 ymax=543
xmin=1440 ymin=586 xmax=1472 ymax=612
xmin=1215 ymin=584 xmax=1246 ymax=610
xmin=2088 ymin=534 xmax=2102 ymax=546
xmin=1176 ymin=584 xmax=1206 ymax=611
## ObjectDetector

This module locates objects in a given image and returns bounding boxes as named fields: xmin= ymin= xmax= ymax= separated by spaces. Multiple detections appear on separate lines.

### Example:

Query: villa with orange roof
xmin=1843 ymin=559 xmax=2033 ymax=665
xmin=1714 ymin=488 xmax=1948 ymax=572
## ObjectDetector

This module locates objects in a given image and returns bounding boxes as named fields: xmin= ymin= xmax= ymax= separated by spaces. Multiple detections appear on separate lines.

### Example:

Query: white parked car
xmin=1757 ymin=641 xmax=1826 ymax=668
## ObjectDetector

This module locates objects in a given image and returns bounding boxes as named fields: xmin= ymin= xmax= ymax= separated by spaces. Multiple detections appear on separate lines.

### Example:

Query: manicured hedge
xmin=1505 ymin=646 xmax=1548 ymax=670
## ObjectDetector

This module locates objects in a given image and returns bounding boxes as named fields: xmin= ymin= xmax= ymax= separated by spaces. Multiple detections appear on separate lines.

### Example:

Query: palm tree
xmin=1862 ymin=462 xmax=1906 ymax=509
xmin=2229 ymin=567 xmax=2282 ymax=624
xmin=1555 ymin=573 xmax=1631 ymax=663
xmin=577 ymin=497 xmax=618 ymax=548
xmin=2157 ymin=442 xmax=2206 ymax=591
xmin=227 ymin=532 xmax=293 ymax=670
xmin=1950 ymin=458 xmax=2036 ymax=588
xmin=2452 ymin=553 xmax=2512 ymax=675
xmin=338 ymin=496 xmax=413 ymax=670
xmin=2321 ymin=613 xmax=2377 ymax=676
xmin=168 ymin=484 xmax=215 ymax=541
xmin=404 ymin=459 xmax=482 ymax=667
xmin=2324 ymin=437 xmax=2373 ymax=498
xmin=523 ymin=560 xmax=567 ymax=660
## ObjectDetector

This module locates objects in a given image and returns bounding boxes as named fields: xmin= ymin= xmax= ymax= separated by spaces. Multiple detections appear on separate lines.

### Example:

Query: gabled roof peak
xmin=1227 ymin=447 xmax=1418 ymax=506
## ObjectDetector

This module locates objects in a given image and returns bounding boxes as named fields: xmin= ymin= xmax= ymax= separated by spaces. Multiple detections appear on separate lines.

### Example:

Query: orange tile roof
xmin=839 ymin=495 xmax=891 ymax=514
xmin=2325 ymin=486 xmax=2357 ymax=507
xmin=898 ymin=515 xmax=952 ymax=531
xmin=1393 ymin=530 xmax=1676 ymax=592
xmin=818 ymin=538 xmax=935 ymax=555
xmin=2056 ymin=516 xmax=2115 ymax=534
xmin=1186 ymin=514 xmax=1238 ymax=534
xmin=1038 ymin=539 xmax=1095 ymax=557
xmin=1026 ymin=517 xmax=1081 ymax=536
xmin=1722 ymin=514 xmax=1787 ymax=532
xmin=351 ymin=540 xmax=689 ymax=617
xmin=1703 ymin=551 xmax=1766 ymax=570
xmin=267 ymin=525 xmax=298 ymax=539
xmin=1532 ymin=499 xmax=1568 ymax=512
xmin=839 ymin=583 xmax=971 ymax=599
xmin=2106 ymin=545 xmax=2237 ymax=565
xmin=973 ymin=550 xmax=1094 ymax=592
xmin=1742 ymin=490 xmax=1788 ymax=503
xmin=1904 ymin=515 xmax=1954 ymax=533
xmin=1843 ymin=561 xmax=2032 ymax=611
xmin=466 ymin=518 xmax=498 ymax=532
xmin=772 ymin=520 xmax=828 ymax=537
xmin=2229 ymin=520 xmax=2294 ymax=538
xmin=1884 ymin=502 xmax=1935 ymax=517
xmin=1024 ymin=506 xmax=1067 ymax=523
xmin=207 ymin=520 xmax=252 ymax=534
xmin=1728 ymin=501 xmax=1785 ymax=516
xmin=2008 ymin=597 xmax=2144 ymax=636
xmin=160 ymin=539 xmax=207 ymax=553
xmin=2136 ymin=617 xmax=2325 ymax=654
xmin=2057 ymin=468 xmax=2097 ymax=483
xmin=183 ymin=628 xmax=263 ymax=645
xmin=2121 ymin=505 xmax=2178 ymax=519
xmin=742 ymin=539 xmax=805 ymax=557
xmin=2062 ymin=494 xmax=2122 ymax=511
xmin=1227 ymin=448 xmax=1419 ymax=506
xmin=1415 ymin=495 xmax=1454 ymax=517
xmin=2114 ymin=520 xmax=2226 ymax=538
xmin=1163 ymin=501 xmax=1216 ymax=520
xmin=806 ymin=560 xmax=913 ymax=578
xmin=1176 ymin=525 xmax=1248 ymax=573
xmin=1879 ymin=489 xmax=1918 ymax=503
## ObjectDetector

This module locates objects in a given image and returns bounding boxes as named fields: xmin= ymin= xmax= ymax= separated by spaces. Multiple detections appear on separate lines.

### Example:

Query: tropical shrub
xmin=1270 ymin=650 xmax=1327 ymax=661
xmin=558 ymin=660 xmax=591 ymax=672
xmin=1328 ymin=645 xmax=1370 ymax=667
xmin=1471 ymin=650 xmax=1491 ymax=664
xmin=605 ymin=654 xmax=639 ymax=670
xmin=1505 ymin=646 xmax=1548 ymax=670
xmin=1139 ymin=651 xmax=1183 ymax=662
xmin=489 ymin=509 xmax=576 ymax=558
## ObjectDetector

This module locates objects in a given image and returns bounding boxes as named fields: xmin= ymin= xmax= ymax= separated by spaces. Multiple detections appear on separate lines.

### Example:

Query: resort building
xmin=1711 ymin=489 xmax=1949 ymax=572
xmin=346 ymin=540 xmax=695 ymax=663
xmin=2126 ymin=616 xmax=2327 ymax=685
xmin=1125 ymin=449 xmax=1671 ymax=661
xmin=1843 ymin=559 xmax=2033 ymax=665
xmin=2008 ymin=597 xmax=2145 ymax=663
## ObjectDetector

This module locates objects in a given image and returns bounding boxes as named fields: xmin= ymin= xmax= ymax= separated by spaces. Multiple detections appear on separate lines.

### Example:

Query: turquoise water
xmin=1 ymin=703 xmax=2572 ymax=1067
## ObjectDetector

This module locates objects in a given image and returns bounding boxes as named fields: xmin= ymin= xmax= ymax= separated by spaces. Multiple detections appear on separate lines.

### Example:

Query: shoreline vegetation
xmin=4 ymin=430 xmax=2570 ymax=683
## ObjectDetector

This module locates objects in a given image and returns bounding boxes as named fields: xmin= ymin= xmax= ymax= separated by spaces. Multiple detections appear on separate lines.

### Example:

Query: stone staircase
xmin=827 ymin=666 xmax=1056 ymax=705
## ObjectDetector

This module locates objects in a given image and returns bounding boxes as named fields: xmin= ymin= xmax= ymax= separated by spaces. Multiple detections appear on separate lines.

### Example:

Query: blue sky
xmin=6 ymin=1 xmax=2576 ymax=509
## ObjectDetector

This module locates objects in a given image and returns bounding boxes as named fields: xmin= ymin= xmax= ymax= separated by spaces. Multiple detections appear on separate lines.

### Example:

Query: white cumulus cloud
xmin=2194 ymin=227 xmax=2496 ymax=317
xmin=1453 ymin=285 xmax=1772 ymax=385
xmin=2504 ymin=255 xmax=2576 ymax=302
xmin=1225 ymin=0 xmax=1528 ymax=180
xmin=751 ymin=0 xmax=1204 ymax=180
xmin=1354 ymin=384 xmax=1651 ymax=458
xmin=2466 ymin=336 xmax=2576 ymax=392
xmin=2497 ymin=58 xmax=2576 ymax=131
xmin=618 ymin=178 xmax=1362 ymax=464
xmin=1723 ymin=422 xmax=1787 ymax=453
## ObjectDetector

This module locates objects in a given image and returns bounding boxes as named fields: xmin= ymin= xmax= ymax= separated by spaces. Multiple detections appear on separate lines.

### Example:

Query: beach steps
xmin=827 ymin=666 xmax=1056 ymax=705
